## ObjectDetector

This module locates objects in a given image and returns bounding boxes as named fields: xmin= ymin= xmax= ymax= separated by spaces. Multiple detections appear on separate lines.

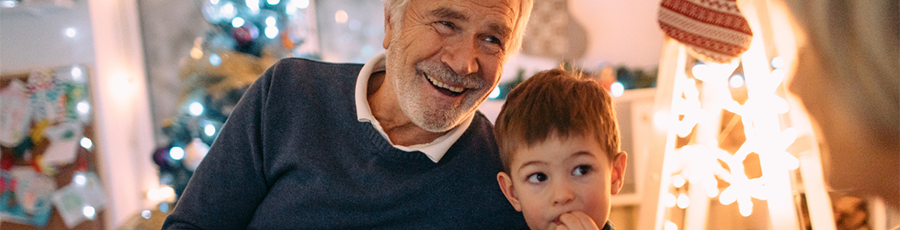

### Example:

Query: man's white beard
xmin=384 ymin=47 xmax=485 ymax=133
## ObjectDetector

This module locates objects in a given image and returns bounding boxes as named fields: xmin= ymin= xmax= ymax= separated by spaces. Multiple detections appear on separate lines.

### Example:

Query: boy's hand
xmin=555 ymin=211 xmax=600 ymax=230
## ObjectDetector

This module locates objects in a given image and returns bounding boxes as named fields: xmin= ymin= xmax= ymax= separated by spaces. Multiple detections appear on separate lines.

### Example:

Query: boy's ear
xmin=610 ymin=151 xmax=628 ymax=195
xmin=382 ymin=7 xmax=393 ymax=49
xmin=497 ymin=172 xmax=523 ymax=211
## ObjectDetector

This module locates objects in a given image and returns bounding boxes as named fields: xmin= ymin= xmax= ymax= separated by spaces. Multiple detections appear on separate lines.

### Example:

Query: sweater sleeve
xmin=162 ymin=61 xmax=276 ymax=229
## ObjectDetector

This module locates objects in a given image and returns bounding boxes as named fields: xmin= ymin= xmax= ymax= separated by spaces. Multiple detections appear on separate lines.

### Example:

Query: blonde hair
xmin=382 ymin=0 xmax=533 ymax=53
xmin=782 ymin=0 xmax=898 ymax=152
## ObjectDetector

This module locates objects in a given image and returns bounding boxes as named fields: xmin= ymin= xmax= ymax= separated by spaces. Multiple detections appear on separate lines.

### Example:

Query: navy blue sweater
xmin=163 ymin=58 xmax=527 ymax=229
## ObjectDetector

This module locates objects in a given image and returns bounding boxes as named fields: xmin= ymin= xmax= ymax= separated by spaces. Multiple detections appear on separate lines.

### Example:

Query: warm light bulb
xmin=704 ymin=180 xmax=719 ymax=198
xmin=664 ymin=193 xmax=677 ymax=208
xmin=738 ymin=198 xmax=753 ymax=217
xmin=335 ymin=10 xmax=348 ymax=23
xmin=665 ymin=221 xmax=679 ymax=230
xmin=147 ymin=188 xmax=161 ymax=201
xmin=672 ymin=175 xmax=686 ymax=188
xmin=677 ymin=193 xmax=690 ymax=209
xmin=691 ymin=63 xmax=708 ymax=81
xmin=729 ymin=74 xmax=745 ymax=88
xmin=770 ymin=56 xmax=784 ymax=69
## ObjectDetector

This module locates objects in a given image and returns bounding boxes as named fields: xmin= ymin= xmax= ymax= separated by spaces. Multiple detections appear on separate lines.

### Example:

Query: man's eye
xmin=527 ymin=173 xmax=547 ymax=183
xmin=485 ymin=36 xmax=501 ymax=45
xmin=434 ymin=21 xmax=455 ymax=34
xmin=573 ymin=165 xmax=591 ymax=176
xmin=438 ymin=21 xmax=454 ymax=28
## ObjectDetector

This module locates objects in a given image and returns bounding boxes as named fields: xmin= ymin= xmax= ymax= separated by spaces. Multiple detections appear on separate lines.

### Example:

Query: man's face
xmin=498 ymin=135 xmax=626 ymax=230
xmin=383 ymin=0 xmax=521 ymax=132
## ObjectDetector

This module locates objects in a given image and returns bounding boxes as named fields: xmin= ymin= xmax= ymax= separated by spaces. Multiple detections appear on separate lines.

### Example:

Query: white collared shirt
xmin=355 ymin=53 xmax=474 ymax=163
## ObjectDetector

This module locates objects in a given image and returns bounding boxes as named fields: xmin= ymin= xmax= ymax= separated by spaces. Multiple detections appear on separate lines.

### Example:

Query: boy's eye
xmin=573 ymin=165 xmax=591 ymax=176
xmin=527 ymin=173 xmax=547 ymax=183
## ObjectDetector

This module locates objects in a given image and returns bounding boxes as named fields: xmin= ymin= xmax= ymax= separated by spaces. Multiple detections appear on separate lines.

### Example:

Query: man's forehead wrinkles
xmin=431 ymin=7 xmax=468 ymax=21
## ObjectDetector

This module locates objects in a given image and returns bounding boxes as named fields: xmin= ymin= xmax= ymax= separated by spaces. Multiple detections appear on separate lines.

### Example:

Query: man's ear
xmin=383 ymin=7 xmax=393 ymax=49
xmin=610 ymin=151 xmax=628 ymax=195
xmin=497 ymin=172 xmax=523 ymax=211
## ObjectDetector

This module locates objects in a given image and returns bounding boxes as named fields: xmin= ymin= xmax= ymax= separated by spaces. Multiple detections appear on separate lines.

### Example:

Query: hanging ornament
xmin=657 ymin=0 xmax=753 ymax=63
xmin=152 ymin=147 xmax=173 ymax=171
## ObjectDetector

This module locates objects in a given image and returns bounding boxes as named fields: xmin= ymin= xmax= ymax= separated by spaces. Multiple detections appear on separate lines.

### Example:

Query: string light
xmin=189 ymin=102 xmax=204 ymax=116
xmin=160 ymin=186 xmax=176 ymax=201
xmin=191 ymin=47 xmax=203 ymax=59
xmin=770 ymin=56 xmax=784 ymax=69
xmin=267 ymin=0 xmax=280 ymax=5
xmin=77 ymin=101 xmax=91 ymax=115
xmin=232 ymin=17 xmax=245 ymax=28
xmin=265 ymin=16 xmax=276 ymax=26
xmin=205 ymin=124 xmax=216 ymax=136
xmin=663 ymin=45 xmax=797 ymax=224
xmin=335 ymin=10 xmax=348 ymax=23
xmin=677 ymin=193 xmax=691 ymax=209
xmin=80 ymin=137 xmax=93 ymax=149
xmin=209 ymin=53 xmax=222 ymax=66
xmin=65 ymin=28 xmax=77 ymax=38
xmin=245 ymin=0 xmax=260 ymax=13
xmin=74 ymin=173 xmax=87 ymax=186
xmin=610 ymin=81 xmax=624 ymax=97
xmin=159 ymin=202 xmax=170 ymax=213
xmin=71 ymin=66 xmax=83 ymax=81
xmin=170 ymin=147 xmax=185 ymax=160
xmin=665 ymin=221 xmax=679 ymax=230
xmin=142 ymin=210 xmax=152 ymax=219
xmin=221 ymin=2 xmax=237 ymax=18
xmin=265 ymin=26 xmax=279 ymax=39
xmin=83 ymin=206 xmax=96 ymax=220
xmin=672 ymin=175 xmax=686 ymax=188
xmin=664 ymin=193 xmax=677 ymax=208
xmin=295 ymin=0 xmax=309 ymax=9
xmin=488 ymin=86 xmax=501 ymax=99
xmin=1 ymin=0 xmax=17 ymax=8
xmin=729 ymin=74 xmax=744 ymax=88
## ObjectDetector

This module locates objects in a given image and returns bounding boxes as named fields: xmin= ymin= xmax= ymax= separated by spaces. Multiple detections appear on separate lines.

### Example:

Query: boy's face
xmin=497 ymin=134 xmax=626 ymax=230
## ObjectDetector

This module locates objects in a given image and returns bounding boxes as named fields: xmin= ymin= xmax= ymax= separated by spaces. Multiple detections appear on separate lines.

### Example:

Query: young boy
xmin=494 ymin=68 xmax=627 ymax=230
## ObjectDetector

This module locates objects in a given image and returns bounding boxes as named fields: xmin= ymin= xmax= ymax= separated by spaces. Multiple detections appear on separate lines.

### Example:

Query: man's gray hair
xmin=383 ymin=0 xmax=533 ymax=54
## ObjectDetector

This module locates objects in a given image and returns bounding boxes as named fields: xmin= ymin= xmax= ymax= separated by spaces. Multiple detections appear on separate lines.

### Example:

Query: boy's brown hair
xmin=494 ymin=68 xmax=620 ymax=173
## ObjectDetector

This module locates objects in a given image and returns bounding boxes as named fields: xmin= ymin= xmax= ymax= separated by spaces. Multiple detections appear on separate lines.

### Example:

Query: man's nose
xmin=551 ymin=180 xmax=575 ymax=206
xmin=441 ymin=38 xmax=480 ymax=76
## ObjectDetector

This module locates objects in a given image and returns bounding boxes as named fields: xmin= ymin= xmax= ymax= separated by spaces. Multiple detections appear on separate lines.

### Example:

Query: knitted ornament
xmin=658 ymin=0 xmax=753 ymax=63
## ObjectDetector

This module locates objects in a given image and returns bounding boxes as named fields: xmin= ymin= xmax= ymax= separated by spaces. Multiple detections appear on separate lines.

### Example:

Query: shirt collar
xmin=355 ymin=53 xmax=473 ymax=163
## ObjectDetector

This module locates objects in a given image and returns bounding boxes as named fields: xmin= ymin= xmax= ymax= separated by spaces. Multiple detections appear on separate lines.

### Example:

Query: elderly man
xmin=163 ymin=0 xmax=533 ymax=229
